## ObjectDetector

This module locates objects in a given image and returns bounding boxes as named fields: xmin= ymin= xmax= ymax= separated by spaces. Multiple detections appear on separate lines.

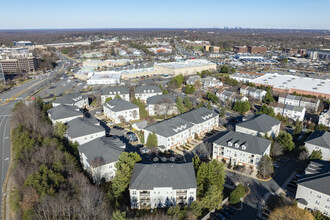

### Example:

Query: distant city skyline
xmin=0 ymin=0 xmax=329 ymax=30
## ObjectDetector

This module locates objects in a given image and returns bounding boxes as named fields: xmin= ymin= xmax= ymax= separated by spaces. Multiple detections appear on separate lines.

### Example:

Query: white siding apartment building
xmin=270 ymin=102 xmax=306 ymax=121
xmin=135 ymin=85 xmax=162 ymax=103
xmin=216 ymin=90 xmax=248 ymax=103
xmin=52 ymin=93 xmax=89 ymax=108
xmin=143 ymin=108 xmax=219 ymax=150
xmin=186 ymin=75 xmax=223 ymax=89
xmin=129 ymin=163 xmax=197 ymax=209
xmin=304 ymin=131 xmax=330 ymax=161
xmin=103 ymin=98 xmax=139 ymax=124
xmin=78 ymin=137 xmax=126 ymax=183
xmin=47 ymin=105 xmax=83 ymax=124
xmin=146 ymin=95 xmax=178 ymax=116
xmin=296 ymin=160 xmax=330 ymax=217
xmin=240 ymin=86 xmax=267 ymax=100
xmin=319 ymin=110 xmax=330 ymax=128
xmin=66 ymin=117 xmax=105 ymax=145
xmin=278 ymin=94 xmax=320 ymax=112
xmin=101 ymin=86 xmax=130 ymax=104
xmin=236 ymin=114 xmax=281 ymax=138
xmin=212 ymin=131 xmax=271 ymax=170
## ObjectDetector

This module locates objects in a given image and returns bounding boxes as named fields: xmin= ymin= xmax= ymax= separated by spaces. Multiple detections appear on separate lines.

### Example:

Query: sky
xmin=0 ymin=0 xmax=329 ymax=29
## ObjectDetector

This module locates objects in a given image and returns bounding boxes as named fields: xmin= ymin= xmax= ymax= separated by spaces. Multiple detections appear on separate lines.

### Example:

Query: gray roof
xmin=147 ymin=94 xmax=176 ymax=105
xmin=284 ymin=105 xmax=305 ymax=112
xmin=305 ymin=130 xmax=330 ymax=149
xmin=101 ymin=86 xmax=129 ymax=95
xmin=135 ymin=85 xmax=162 ymax=94
xmin=129 ymin=162 xmax=197 ymax=190
xmin=66 ymin=117 xmax=104 ymax=138
xmin=178 ymin=107 xmax=218 ymax=124
xmin=78 ymin=137 xmax=126 ymax=166
xmin=286 ymin=94 xmax=302 ymax=101
xmin=47 ymin=105 xmax=82 ymax=120
xmin=103 ymin=98 xmax=138 ymax=112
xmin=236 ymin=114 xmax=280 ymax=133
xmin=53 ymin=93 xmax=86 ymax=105
xmin=144 ymin=117 xmax=194 ymax=137
xmin=213 ymin=131 xmax=271 ymax=155
xmin=298 ymin=160 xmax=330 ymax=195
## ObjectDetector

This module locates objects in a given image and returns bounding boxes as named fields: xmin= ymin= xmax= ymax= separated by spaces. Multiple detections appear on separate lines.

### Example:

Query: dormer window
xmin=228 ymin=141 xmax=233 ymax=146
xmin=242 ymin=145 xmax=247 ymax=150
xmin=110 ymin=92 xmax=112 ymax=94
xmin=118 ymin=91 xmax=120 ymax=94
xmin=152 ymin=89 xmax=154 ymax=92
xmin=234 ymin=143 xmax=239 ymax=148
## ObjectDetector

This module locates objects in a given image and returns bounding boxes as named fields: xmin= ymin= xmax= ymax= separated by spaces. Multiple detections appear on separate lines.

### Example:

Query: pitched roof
xmin=236 ymin=114 xmax=280 ymax=133
xmin=129 ymin=162 xmax=197 ymax=190
xmin=47 ymin=105 xmax=82 ymax=120
xmin=135 ymin=85 xmax=162 ymax=94
xmin=101 ymin=86 xmax=129 ymax=95
xmin=66 ymin=117 xmax=104 ymax=138
xmin=147 ymin=94 xmax=176 ymax=105
xmin=103 ymin=98 xmax=138 ymax=112
xmin=213 ymin=131 xmax=271 ymax=155
xmin=78 ymin=136 xmax=126 ymax=166
xmin=286 ymin=94 xmax=302 ymax=101
xmin=144 ymin=117 xmax=194 ymax=137
xmin=284 ymin=105 xmax=305 ymax=112
xmin=53 ymin=93 xmax=86 ymax=105
xmin=177 ymin=107 xmax=217 ymax=124
xmin=298 ymin=160 xmax=330 ymax=195
xmin=305 ymin=130 xmax=330 ymax=149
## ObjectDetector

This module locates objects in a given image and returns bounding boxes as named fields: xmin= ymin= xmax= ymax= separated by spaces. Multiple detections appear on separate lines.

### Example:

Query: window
xmin=133 ymin=191 xmax=136 ymax=195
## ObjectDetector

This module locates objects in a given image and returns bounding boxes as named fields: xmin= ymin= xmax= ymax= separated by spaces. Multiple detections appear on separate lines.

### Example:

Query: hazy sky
xmin=0 ymin=0 xmax=329 ymax=29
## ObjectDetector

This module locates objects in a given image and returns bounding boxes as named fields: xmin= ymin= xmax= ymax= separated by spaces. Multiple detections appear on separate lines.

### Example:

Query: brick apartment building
xmin=247 ymin=46 xmax=267 ymax=54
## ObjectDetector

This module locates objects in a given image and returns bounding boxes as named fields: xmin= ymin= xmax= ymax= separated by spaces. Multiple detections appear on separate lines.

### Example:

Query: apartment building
xmin=217 ymin=89 xmax=248 ymax=103
xmin=240 ymin=86 xmax=267 ymax=100
xmin=47 ymin=105 xmax=83 ymax=124
xmin=233 ymin=46 xmax=248 ymax=54
xmin=103 ymin=98 xmax=139 ymax=124
xmin=135 ymin=85 xmax=162 ymax=103
xmin=304 ymin=131 xmax=330 ymax=161
xmin=247 ymin=46 xmax=267 ymax=54
xmin=319 ymin=110 xmax=330 ymax=128
xmin=146 ymin=95 xmax=178 ymax=116
xmin=296 ymin=160 xmax=330 ymax=217
xmin=270 ymin=102 xmax=306 ymax=121
xmin=177 ymin=107 xmax=219 ymax=137
xmin=212 ymin=131 xmax=271 ymax=170
xmin=187 ymin=75 xmax=223 ymax=89
xmin=78 ymin=136 xmax=126 ymax=183
xmin=129 ymin=162 xmax=197 ymax=209
xmin=66 ymin=117 xmax=105 ymax=145
xmin=278 ymin=94 xmax=320 ymax=112
xmin=101 ymin=86 xmax=130 ymax=103
xmin=236 ymin=114 xmax=281 ymax=138
xmin=143 ymin=117 xmax=195 ymax=150
xmin=52 ymin=93 xmax=89 ymax=108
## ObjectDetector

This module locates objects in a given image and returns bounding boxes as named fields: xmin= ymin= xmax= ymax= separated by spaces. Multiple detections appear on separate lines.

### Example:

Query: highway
xmin=0 ymin=57 xmax=73 ymax=219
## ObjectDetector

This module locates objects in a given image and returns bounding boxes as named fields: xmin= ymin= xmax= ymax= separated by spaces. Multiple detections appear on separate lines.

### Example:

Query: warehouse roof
xmin=154 ymin=59 xmax=215 ymax=69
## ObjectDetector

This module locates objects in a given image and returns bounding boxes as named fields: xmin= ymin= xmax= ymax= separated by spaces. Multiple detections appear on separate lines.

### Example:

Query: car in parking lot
xmin=215 ymin=212 xmax=226 ymax=220
xmin=219 ymin=209 xmax=230 ymax=218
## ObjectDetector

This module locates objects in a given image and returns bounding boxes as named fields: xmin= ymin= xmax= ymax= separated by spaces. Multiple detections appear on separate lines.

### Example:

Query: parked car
xmin=215 ymin=212 xmax=226 ymax=220
xmin=219 ymin=209 xmax=230 ymax=218
xmin=140 ymin=147 xmax=150 ymax=154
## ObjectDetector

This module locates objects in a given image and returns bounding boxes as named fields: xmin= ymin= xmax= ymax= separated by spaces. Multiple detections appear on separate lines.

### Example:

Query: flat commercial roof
xmin=154 ymin=59 xmax=215 ymax=69
xmin=252 ymin=73 xmax=330 ymax=95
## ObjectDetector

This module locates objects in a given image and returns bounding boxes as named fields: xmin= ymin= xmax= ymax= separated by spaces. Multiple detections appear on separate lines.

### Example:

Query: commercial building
xmin=101 ymin=86 xmax=130 ymax=103
xmin=154 ymin=59 xmax=216 ymax=76
xmin=0 ymin=56 xmax=39 ymax=73
xmin=304 ymin=131 xmax=330 ymax=161
xmin=87 ymin=71 xmax=121 ymax=85
xmin=146 ymin=95 xmax=178 ymax=116
xmin=47 ymin=105 xmax=83 ymax=124
xmin=247 ymin=46 xmax=267 ymax=54
xmin=230 ymin=72 xmax=265 ymax=83
xmin=66 ymin=117 xmax=105 ymax=145
xmin=121 ymin=67 xmax=161 ymax=79
xmin=251 ymin=73 xmax=330 ymax=99
xmin=129 ymin=162 xmax=197 ymax=209
xmin=212 ymin=131 xmax=271 ymax=170
xmin=233 ymin=46 xmax=248 ymax=54
xmin=78 ymin=136 xmax=126 ymax=183
xmin=209 ymin=46 xmax=220 ymax=53
xmin=319 ymin=110 xmax=330 ymax=128
xmin=236 ymin=114 xmax=281 ymax=138
xmin=52 ymin=93 xmax=89 ymax=108
xmin=135 ymin=85 xmax=162 ymax=103
xmin=308 ymin=49 xmax=330 ymax=60
xmin=13 ymin=41 xmax=33 ymax=46
xmin=295 ymin=160 xmax=330 ymax=217
xmin=103 ymin=98 xmax=140 ymax=124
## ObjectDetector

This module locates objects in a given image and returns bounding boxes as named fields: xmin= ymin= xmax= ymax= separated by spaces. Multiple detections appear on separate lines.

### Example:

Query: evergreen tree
xmin=196 ymin=162 xmax=208 ymax=197
xmin=310 ymin=150 xmax=322 ymax=160
xmin=219 ymin=108 xmax=226 ymax=118
xmin=184 ymin=96 xmax=193 ymax=110
xmin=277 ymin=131 xmax=295 ymax=151
xmin=192 ymin=155 xmax=200 ymax=173
xmin=132 ymin=98 xmax=149 ymax=118
xmin=230 ymin=184 xmax=245 ymax=204
xmin=184 ymin=85 xmax=195 ymax=94
xmin=146 ymin=132 xmax=158 ymax=148
xmin=263 ymin=87 xmax=275 ymax=104
xmin=257 ymin=104 xmax=275 ymax=117
xmin=176 ymin=96 xmax=186 ymax=113
xmin=233 ymin=101 xmax=251 ymax=114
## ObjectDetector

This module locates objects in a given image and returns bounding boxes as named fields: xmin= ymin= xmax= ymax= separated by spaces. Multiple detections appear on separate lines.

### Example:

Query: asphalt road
xmin=0 ymin=58 xmax=72 ymax=219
